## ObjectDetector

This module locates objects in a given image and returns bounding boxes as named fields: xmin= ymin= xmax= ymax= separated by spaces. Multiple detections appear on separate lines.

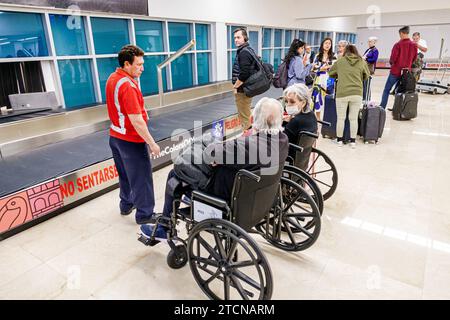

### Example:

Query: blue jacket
xmin=287 ymin=56 xmax=313 ymax=87
xmin=363 ymin=46 xmax=379 ymax=64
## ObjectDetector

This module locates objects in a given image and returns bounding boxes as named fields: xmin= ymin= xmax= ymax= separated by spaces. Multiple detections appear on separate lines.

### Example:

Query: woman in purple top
xmin=285 ymin=39 xmax=314 ymax=87
xmin=363 ymin=36 xmax=379 ymax=75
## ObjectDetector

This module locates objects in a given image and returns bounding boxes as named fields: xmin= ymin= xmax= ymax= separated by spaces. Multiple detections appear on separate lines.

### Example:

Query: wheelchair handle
xmin=317 ymin=120 xmax=331 ymax=127
xmin=289 ymin=143 xmax=304 ymax=153
xmin=298 ymin=131 xmax=319 ymax=139
xmin=239 ymin=170 xmax=261 ymax=183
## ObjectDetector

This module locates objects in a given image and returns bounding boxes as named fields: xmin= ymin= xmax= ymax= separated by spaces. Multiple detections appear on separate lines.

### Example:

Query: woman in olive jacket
xmin=328 ymin=44 xmax=370 ymax=148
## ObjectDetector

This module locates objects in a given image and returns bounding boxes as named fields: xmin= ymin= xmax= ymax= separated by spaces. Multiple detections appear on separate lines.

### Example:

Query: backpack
xmin=272 ymin=60 xmax=289 ymax=89
xmin=397 ymin=68 xmax=416 ymax=93
xmin=242 ymin=47 xmax=274 ymax=97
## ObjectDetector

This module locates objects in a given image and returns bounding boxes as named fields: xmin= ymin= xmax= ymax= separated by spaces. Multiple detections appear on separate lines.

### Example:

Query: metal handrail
xmin=157 ymin=39 xmax=196 ymax=107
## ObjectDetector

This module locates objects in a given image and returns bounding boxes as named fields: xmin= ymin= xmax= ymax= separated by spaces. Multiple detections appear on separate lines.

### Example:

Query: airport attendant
xmin=106 ymin=45 xmax=160 ymax=225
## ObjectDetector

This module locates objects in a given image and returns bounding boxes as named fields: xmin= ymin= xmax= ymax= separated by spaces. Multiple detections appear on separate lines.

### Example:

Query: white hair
xmin=283 ymin=83 xmax=313 ymax=113
xmin=338 ymin=40 xmax=349 ymax=46
xmin=252 ymin=97 xmax=283 ymax=135
xmin=368 ymin=36 xmax=378 ymax=42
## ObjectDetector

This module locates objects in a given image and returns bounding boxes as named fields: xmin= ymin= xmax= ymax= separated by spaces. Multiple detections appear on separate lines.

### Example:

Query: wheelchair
xmin=138 ymin=162 xmax=321 ymax=300
xmin=278 ymin=96 xmax=338 ymax=201
xmin=286 ymin=121 xmax=338 ymax=201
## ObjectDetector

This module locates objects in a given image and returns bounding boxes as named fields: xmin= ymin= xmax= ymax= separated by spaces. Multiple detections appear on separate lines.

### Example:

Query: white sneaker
xmin=350 ymin=142 xmax=356 ymax=149
xmin=336 ymin=139 xmax=343 ymax=146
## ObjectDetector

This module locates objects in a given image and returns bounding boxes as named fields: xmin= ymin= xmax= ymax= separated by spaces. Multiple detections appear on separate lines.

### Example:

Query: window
xmin=50 ymin=14 xmax=88 ymax=56
xmin=227 ymin=25 xmax=231 ymax=49
xmin=273 ymin=49 xmax=282 ymax=70
xmin=0 ymin=11 xmax=48 ymax=58
xmin=274 ymin=29 xmax=282 ymax=47
xmin=263 ymin=28 xmax=272 ymax=48
xmin=96 ymin=58 xmax=118 ymax=102
xmin=171 ymin=53 xmax=193 ymax=90
xmin=262 ymin=50 xmax=270 ymax=64
xmin=195 ymin=24 xmax=209 ymax=51
xmin=134 ymin=20 xmax=164 ymax=52
xmin=58 ymin=59 xmax=96 ymax=109
xmin=298 ymin=31 xmax=306 ymax=42
xmin=197 ymin=53 xmax=210 ymax=85
xmin=91 ymin=17 xmax=130 ymax=54
xmin=168 ymin=22 xmax=191 ymax=52
xmin=307 ymin=32 xmax=314 ymax=46
xmin=140 ymin=55 xmax=167 ymax=95
xmin=228 ymin=51 xmax=235 ymax=79
xmin=284 ymin=30 xmax=292 ymax=47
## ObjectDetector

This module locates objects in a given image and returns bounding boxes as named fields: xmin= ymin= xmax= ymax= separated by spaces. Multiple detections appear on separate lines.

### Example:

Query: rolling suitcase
xmin=321 ymin=94 xmax=350 ymax=140
xmin=359 ymin=103 xmax=386 ymax=143
xmin=392 ymin=92 xmax=418 ymax=120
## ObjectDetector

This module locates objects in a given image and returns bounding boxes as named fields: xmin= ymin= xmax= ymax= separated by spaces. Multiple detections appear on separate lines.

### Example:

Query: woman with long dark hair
xmin=284 ymin=39 xmax=314 ymax=87
xmin=311 ymin=37 xmax=336 ymax=119
xmin=328 ymin=44 xmax=370 ymax=148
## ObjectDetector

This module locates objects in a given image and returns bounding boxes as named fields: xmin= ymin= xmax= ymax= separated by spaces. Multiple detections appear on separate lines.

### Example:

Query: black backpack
xmin=272 ymin=60 xmax=289 ymax=89
xmin=242 ymin=47 xmax=274 ymax=97
xmin=397 ymin=68 xmax=416 ymax=93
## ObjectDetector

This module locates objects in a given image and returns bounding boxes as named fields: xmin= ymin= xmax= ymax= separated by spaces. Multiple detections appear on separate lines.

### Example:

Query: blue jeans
xmin=380 ymin=74 xmax=400 ymax=109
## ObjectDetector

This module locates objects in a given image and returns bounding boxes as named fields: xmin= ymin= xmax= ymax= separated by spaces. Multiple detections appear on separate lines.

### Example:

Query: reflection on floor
xmin=1 ymin=70 xmax=450 ymax=299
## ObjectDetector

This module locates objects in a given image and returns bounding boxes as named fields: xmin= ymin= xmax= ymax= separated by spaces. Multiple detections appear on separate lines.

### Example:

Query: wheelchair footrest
xmin=138 ymin=234 xmax=160 ymax=247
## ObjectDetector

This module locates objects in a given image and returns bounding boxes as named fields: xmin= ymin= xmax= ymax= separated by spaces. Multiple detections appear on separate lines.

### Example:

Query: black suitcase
xmin=321 ymin=94 xmax=350 ymax=140
xmin=392 ymin=92 xmax=418 ymax=120
xmin=359 ymin=106 xmax=386 ymax=143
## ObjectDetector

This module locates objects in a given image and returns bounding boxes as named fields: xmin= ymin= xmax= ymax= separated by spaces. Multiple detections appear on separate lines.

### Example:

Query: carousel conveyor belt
xmin=0 ymin=88 xmax=281 ymax=198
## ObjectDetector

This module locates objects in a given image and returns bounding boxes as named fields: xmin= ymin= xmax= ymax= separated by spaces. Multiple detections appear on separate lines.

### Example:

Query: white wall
xmin=148 ymin=0 xmax=450 ymax=22
xmin=148 ymin=0 xmax=358 ymax=32
xmin=213 ymin=23 xmax=228 ymax=82
xmin=355 ymin=9 xmax=450 ymax=60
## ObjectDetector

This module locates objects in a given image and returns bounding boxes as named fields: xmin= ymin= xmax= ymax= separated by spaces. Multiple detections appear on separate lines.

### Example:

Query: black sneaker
xmin=136 ymin=213 xmax=167 ymax=225
xmin=120 ymin=206 xmax=135 ymax=216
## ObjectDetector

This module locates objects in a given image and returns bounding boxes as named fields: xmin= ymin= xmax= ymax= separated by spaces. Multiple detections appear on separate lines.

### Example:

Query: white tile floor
xmin=1 ymin=70 xmax=450 ymax=300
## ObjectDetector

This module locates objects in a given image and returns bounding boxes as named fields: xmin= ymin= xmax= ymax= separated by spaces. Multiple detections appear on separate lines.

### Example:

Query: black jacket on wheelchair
xmin=202 ymin=131 xmax=289 ymax=202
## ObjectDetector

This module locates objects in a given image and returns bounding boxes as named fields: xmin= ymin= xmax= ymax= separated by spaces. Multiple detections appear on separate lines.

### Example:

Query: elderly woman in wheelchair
xmin=137 ymin=97 xmax=322 ymax=300
xmin=280 ymin=83 xmax=339 ymax=202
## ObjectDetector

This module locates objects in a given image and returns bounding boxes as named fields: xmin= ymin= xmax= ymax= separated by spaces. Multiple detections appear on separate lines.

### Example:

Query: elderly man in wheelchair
xmin=140 ymin=97 xmax=288 ymax=242
xmin=138 ymin=97 xmax=322 ymax=300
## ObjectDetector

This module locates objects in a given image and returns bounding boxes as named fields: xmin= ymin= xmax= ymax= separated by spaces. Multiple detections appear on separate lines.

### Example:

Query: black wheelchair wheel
xmin=256 ymin=178 xmax=321 ymax=251
xmin=307 ymin=147 xmax=338 ymax=201
xmin=167 ymin=244 xmax=188 ymax=269
xmin=282 ymin=166 xmax=324 ymax=216
xmin=188 ymin=219 xmax=273 ymax=300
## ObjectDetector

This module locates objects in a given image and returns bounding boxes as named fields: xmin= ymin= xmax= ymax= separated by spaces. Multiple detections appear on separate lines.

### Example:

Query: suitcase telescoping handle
xmin=299 ymin=131 xmax=319 ymax=139
xmin=364 ymin=76 xmax=372 ymax=103
xmin=288 ymin=143 xmax=305 ymax=153
xmin=317 ymin=120 xmax=331 ymax=127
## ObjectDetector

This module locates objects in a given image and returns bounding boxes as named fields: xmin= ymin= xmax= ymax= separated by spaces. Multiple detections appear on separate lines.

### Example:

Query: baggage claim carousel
xmin=0 ymin=85 xmax=281 ymax=240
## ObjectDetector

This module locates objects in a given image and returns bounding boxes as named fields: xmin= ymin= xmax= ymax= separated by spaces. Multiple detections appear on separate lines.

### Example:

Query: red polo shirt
xmin=106 ymin=68 xmax=148 ymax=143
xmin=389 ymin=39 xmax=418 ymax=77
